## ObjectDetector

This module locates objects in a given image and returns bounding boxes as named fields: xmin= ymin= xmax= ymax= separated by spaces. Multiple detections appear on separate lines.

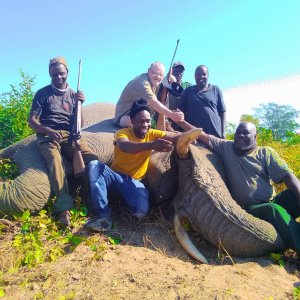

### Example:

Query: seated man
xmin=85 ymin=99 xmax=183 ymax=232
xmin=114 ymin=61 xmax=184 ymax=128
xmin=178 ymin=120 xmax=300 ymax=253
xmin=28 ymin=57 xmax=98 ymax=226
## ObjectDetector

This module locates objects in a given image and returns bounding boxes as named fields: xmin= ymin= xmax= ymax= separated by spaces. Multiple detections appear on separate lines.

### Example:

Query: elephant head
xmin=144 ymin=129 xmax=285 ymax=262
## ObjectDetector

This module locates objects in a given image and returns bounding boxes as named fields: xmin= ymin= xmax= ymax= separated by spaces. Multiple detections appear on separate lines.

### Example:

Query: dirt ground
xmin=1 ymin=207 xmax=300 ymax=300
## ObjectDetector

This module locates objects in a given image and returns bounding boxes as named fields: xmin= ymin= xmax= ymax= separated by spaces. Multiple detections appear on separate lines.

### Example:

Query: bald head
xmin=237 ymin=122 xmax=257 ymax=134
xmin=148 ymin=61 xmax=165 ymax=87
xmin=234 ymin=122 xmax=257 ymax=155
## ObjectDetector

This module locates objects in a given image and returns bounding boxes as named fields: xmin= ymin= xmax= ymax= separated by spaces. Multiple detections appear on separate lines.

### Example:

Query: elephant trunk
xmin=0 ymin=169 xmax=52 ymax=215
xmin=176 ymin=129 xmax=203 ymax=159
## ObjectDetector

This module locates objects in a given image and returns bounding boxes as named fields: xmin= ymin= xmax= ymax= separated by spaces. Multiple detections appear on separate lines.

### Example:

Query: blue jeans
xmin=88 ymin=160 xmax=150 ymax=219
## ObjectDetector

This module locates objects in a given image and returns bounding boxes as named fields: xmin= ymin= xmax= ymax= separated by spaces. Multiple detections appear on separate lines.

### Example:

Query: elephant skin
xmin=173 ymin=144 xmax=285 ymax=257
xmin=0 ymin=102 xmax=285 ymax=258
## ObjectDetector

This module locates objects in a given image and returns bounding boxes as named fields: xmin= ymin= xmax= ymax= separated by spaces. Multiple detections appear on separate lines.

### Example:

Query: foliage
xmin=240 ymin=114 xmax=260 ymax=127
xmin=0 ymin=158 xmax=19 ymax=181
xmin=0 ymin=71 xmax=35 ymax=149
xmin=253 ymin=102 xmax=299 ymax=140
xmin=293 ymin=286 xmax=300 ymax=300
xmin=225 ymin=122 xmax=236 ymax=139
xmin=269 ymin=252 xmax=285 ymax=267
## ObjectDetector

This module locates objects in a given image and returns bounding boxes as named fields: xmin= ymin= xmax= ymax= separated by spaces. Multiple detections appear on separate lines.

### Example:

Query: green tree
xmin=253 ymin=102 xmax=299 ymax=140
xmin=225 ymin=122 xmax=236 ymax=139
xmin=0 ymin=71 xmax=35 ymax=149
xmin=240 ymin=114 xmax=260 ymax=128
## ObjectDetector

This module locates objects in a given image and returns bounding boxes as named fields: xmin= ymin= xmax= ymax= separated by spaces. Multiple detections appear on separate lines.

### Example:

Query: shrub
xmin=0 ymin=71 xmax=35 ymax=149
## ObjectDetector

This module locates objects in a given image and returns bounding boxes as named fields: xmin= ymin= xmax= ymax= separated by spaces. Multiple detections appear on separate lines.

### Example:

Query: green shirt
xmin=209 ymin=136 xmax=291 ymax=208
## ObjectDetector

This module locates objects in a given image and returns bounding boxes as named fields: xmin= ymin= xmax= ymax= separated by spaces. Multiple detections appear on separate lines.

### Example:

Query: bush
xmin=0 ymin=71 xmax=35 ymax=149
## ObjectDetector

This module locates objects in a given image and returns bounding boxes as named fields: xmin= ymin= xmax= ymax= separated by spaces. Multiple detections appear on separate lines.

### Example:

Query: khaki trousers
xmin=37 ymin=130 xmax=98 ymax=214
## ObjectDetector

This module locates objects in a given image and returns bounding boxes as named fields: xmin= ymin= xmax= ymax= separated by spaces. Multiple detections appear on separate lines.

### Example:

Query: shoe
xmin=85 ymin=217 xmax=112 ymax=232
xmin=58 ymin=210 xmax=71 ymax=227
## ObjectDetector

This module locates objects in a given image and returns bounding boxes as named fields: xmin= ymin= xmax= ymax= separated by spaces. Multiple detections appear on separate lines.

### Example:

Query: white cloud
xmin=223 ymin=75 xmax=300 ymax=126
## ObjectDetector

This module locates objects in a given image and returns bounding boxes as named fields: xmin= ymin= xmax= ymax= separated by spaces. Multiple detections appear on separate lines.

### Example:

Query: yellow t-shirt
xmin=111 ymin=128 xmax=166 ymax=180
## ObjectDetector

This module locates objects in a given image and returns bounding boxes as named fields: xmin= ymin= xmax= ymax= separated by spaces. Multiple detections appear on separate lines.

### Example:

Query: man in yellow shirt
xmin=85 ymin=99 xmax=180 ymax=232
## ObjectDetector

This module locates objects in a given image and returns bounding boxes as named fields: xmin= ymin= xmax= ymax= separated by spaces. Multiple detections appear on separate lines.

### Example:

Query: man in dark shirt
xmin=28 ymin=57 xmax=98 ymax=226
xmin=179 ymin=65 xmax=226 ymax=138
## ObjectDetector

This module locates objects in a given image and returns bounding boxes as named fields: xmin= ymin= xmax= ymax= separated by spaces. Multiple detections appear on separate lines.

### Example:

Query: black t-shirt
xmin=30 ymin=85 xmax=76 ymax=131
xmin=179 ymin=84 xmax=226 ymax=138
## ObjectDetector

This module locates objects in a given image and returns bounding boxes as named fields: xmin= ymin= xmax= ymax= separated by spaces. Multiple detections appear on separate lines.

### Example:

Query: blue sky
xmin=1 ymin=0 xmax=300 ymax=123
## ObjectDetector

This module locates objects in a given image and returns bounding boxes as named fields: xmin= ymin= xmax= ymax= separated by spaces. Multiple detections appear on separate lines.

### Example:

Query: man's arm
xmin=282 ymin=172 xmax=300 ymax=205
xmin=219 ymin=111 xmax=226 ymax=139
xmin=176 ymin=120 xmax=211 ymax=145
xmin=148 ymin=97 xmax=184 ymax=123
xmin=116 ymin=137 xmax=174 ymax=153
xmin=28 ymin=113 xmax=62 ymax=143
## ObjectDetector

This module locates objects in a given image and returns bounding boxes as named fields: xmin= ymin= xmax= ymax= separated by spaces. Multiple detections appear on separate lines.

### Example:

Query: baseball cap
xmin=129 ymin=99 xmax=151 ymax=119
xmin=172 ymin=61 xmax=185 ymax=70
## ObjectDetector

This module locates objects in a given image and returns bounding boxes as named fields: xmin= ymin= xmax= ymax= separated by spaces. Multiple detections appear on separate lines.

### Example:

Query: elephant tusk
xmin=176 ymin=128 xmax=203 ymax=159
xmin=174 ymin=213 xmax=208 ymax=264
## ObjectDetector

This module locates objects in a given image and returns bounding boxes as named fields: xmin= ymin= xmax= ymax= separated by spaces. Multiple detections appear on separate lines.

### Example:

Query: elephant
xmin=0 ymin=103 xmax=285 ymax=262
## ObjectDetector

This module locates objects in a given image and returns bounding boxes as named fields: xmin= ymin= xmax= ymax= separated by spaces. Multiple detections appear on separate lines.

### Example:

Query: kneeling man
xmin=86 ymin=99 xmax=181 ymax=232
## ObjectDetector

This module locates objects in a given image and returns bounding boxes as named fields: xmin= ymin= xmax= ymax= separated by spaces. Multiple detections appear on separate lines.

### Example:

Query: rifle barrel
xmin=77 ymin=59 xmax=82 ymax=92
xmin=168 ymin=39 xmax=180 ymax=73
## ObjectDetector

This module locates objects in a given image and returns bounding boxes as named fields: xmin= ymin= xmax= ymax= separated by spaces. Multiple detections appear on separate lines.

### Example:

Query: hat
xmin=49 ymin=57 xmax=68 ymax=71
xmin=172 ymin=61 xmax=185 ymax=70
xmin=129 ymin=99 xmax=151 ymax=119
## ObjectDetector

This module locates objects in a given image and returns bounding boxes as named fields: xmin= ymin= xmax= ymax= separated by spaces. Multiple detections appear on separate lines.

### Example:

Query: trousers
xmin=247 ymin=189 xmax=300 ymax=253
xmin=37 ymin=130 xmax=98 ymax=214
xmin=88 ymin=160 xmax=150 ymax=219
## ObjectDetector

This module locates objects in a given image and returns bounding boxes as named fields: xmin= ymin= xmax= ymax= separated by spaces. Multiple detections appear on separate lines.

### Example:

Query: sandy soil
xmin=2 ymin=208 xmax=300 ymax=300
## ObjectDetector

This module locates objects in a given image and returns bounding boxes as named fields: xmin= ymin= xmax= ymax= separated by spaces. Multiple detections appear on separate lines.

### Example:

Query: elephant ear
xmin=144 ymin=150 xmax=178 ymax=207
xmin=174 ymin=144 xmax=285 ymax=257
xmin=0 ymin=134 xmax=36 ymax=160
xmin=0 ymin=140 xmax=52 ymax=215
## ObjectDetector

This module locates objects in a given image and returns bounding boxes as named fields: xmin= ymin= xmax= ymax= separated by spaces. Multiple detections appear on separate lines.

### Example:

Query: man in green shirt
xmin=178 ymin=120 xmax=300 ymax=253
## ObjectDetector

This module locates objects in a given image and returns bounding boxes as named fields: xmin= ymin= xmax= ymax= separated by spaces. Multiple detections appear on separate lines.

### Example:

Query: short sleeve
xmin=30 ymin=90 xmax=43 ymax=117
xmin=142 ymin=79 xmax=156 ymax=100
xmin=215 ymin=86 xmax=226 ymax=113
xmin=148 ymin=129 xmax=166 ymax=141
xmin=208 ymin=135 xmax=228 ymax=155
xmin=264 ymin=147 xmax=291 ymax=183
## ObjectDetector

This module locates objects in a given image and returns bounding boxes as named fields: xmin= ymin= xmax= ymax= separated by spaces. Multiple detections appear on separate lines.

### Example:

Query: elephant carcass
xmin=173 ymin=142 xmax=285 ymax=258
xmin=0 ymin=132 xmax=115 ymax=215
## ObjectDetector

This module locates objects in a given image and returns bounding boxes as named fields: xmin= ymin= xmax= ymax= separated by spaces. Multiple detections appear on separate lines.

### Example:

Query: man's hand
xmin=152 ymin=138 xmax=174 ymax=152
xmin=170 ymin=109 xmax=184 ymax=123
xmin=76 ymin=90 xmax=85 ymax=103
xmin=47 ymin=129 xmax=62 ymax=143
xmin=74 ymin=139 xmax=82 ymax=151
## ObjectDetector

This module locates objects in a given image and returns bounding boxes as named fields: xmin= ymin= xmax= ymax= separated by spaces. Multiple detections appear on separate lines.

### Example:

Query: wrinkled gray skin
xmin=0 ymin=103 xmax=285 ymax=257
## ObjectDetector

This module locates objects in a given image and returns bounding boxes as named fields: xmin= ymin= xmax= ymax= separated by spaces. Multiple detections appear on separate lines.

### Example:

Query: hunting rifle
xmin=68 ymin=59 xmax=82 ymax=146
xmin=156 ymin=39 xmax=183 ymax=131
xmin=70 ymin=60 xmax=86 ymax=176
